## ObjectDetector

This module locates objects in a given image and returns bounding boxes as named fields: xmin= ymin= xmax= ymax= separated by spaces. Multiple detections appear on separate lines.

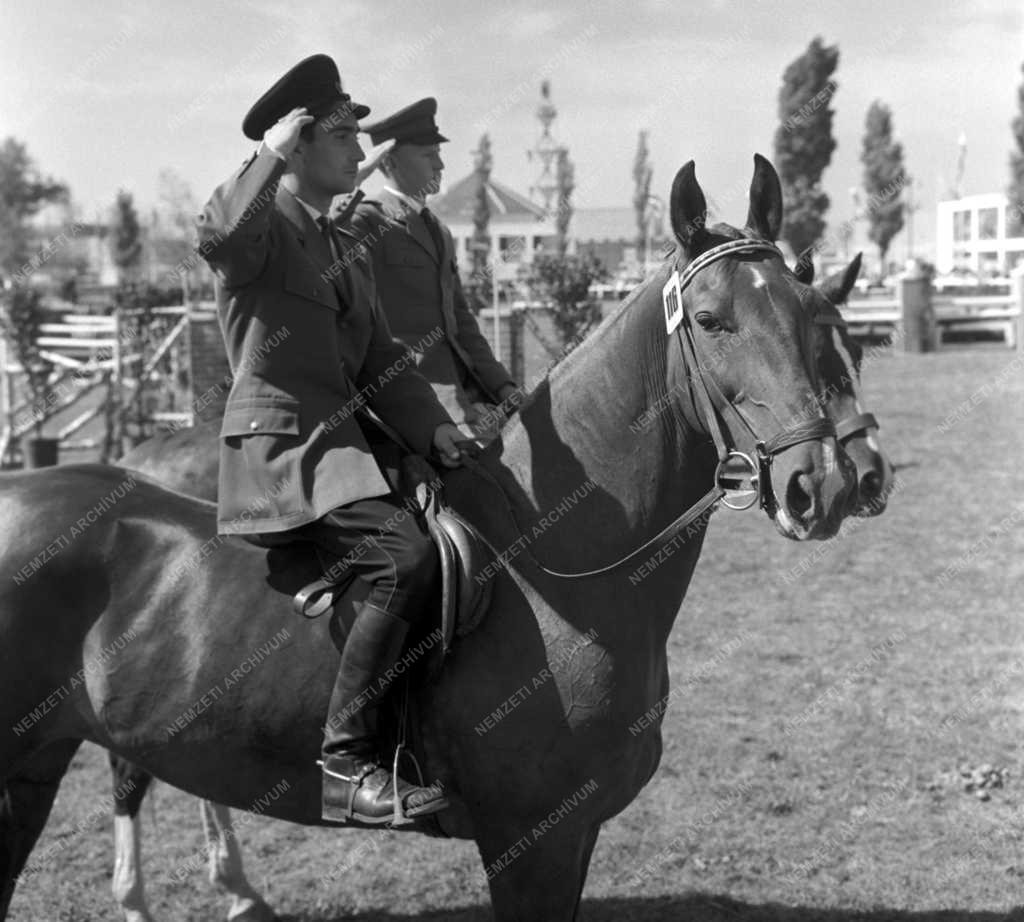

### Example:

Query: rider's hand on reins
xmin=432 ymin=423 xmax=465 ymax=468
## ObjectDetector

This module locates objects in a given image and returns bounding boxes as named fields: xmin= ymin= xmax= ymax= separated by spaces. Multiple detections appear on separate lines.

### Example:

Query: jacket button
xmin=249 ymin=420 xmax=260 ymax=431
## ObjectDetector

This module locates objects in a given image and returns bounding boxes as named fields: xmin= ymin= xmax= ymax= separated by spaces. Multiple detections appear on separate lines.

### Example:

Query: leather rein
xmin=466 ymin=238 xmax=837 ymax=580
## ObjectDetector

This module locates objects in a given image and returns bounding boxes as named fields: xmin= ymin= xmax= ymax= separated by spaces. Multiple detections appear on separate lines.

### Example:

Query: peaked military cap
xmin=361 ymin=97 xmax=449 ymax=146
xmin=242 ymin=54 xmax=370 ymax=141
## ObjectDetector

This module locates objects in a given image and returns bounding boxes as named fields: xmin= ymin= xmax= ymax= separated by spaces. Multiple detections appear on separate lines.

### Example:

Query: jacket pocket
xmin=284 ymin=261 xmax=341 ymax=312
xmin=221 ymin=400 xmax=302 ymax=438
xmin=383 ymin=237 xmax=433 ymax=269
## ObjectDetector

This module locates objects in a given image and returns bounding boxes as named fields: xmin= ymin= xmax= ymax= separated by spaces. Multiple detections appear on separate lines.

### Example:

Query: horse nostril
xmin=786 ymin=471 xmax=814 ymax=522
xmin=860 ymin=470 xmax=881 ymax=499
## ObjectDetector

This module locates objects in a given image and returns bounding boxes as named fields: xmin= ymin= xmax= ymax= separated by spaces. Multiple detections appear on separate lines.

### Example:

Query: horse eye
xmin=695 ymin=312 xmax=722 ymax=331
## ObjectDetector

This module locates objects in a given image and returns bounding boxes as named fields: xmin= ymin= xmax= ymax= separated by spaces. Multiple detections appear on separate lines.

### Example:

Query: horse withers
xmin=0 ymin=154 xmax=855 ymax=922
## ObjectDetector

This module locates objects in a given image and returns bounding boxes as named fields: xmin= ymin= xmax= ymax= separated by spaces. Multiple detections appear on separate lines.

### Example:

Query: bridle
xmin=465 ymin=237 xmax=837 ymax=580
xmin=811 ymin=304 xmax=880 ymax=443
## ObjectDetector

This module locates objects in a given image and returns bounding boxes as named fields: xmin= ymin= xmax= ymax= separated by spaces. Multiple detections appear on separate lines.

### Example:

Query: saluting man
xmin=345 ymin=98 xmax=521 ymax=441
xmin=197 ymin=55 xmax=463 ymax=825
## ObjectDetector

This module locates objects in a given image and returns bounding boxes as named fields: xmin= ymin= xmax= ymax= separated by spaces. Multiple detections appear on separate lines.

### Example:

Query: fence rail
xmin=1 ymin=303 xmax=193 ymax=467
xmin=844 ymin=280 xmax=1022 ymax=349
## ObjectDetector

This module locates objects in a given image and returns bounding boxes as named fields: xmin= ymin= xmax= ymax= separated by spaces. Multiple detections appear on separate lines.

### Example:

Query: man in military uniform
xmin=345 ymin=98 xmax=521 ymax=441
xmin=197 ymin=55 xmax=463 ymax=824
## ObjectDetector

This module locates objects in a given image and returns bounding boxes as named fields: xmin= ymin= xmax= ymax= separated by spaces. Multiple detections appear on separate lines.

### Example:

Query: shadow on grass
xmin=280 ymin=893 xmax=1023 ymax=922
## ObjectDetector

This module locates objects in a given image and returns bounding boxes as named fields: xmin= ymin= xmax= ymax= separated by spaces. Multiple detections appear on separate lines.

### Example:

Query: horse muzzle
xmin=769 ymin=437 xmax=857 ymax=540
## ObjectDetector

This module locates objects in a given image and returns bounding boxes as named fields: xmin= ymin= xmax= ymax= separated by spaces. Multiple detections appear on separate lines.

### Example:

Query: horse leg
xmin=199 ymin=800 xmax=275 ymax=922
xmin=478 ymin=818 xmax=602 ymax=922
xmin=108 ymin=753 xmax=156 ymax=922
xmin=0 ymin=739 xmax=81 ymax=921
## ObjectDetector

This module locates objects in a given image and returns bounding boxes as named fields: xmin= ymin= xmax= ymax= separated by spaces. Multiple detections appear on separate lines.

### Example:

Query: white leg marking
xmin=112 ymin=813 xmax=156 ymax=922
xmin=201 ymin=800 xmax=275 ymax=922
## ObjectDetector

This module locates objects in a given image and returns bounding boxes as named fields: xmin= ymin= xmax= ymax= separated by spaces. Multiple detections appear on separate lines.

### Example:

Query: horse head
xmin=794 ymin=250 xmax=896 ymax=516
xmin=665 ymin=153 xmax=856 ymax=540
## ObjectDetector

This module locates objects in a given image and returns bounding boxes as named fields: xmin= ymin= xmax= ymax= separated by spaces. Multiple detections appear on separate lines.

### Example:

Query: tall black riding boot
xmin=321 ymin=604 xmax=448 ymax=823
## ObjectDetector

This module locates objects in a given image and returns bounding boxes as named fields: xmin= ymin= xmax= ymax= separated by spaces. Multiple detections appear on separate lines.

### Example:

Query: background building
xmin=935 ymin=193 xmax=1024 ymax=276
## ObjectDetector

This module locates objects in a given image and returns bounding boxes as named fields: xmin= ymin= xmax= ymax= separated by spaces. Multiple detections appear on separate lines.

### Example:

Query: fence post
xmin=898 ymin=260 xmax=935 ymax=353
xmin=0 ymin=335 xmax=10 ymax=467
xmin=1012 ymin=264 xmax=1024 ymax=354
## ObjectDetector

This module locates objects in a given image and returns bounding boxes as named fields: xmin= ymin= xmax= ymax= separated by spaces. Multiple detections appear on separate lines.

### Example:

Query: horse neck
xmin=494 ymin=264 xmax=716 ymax=632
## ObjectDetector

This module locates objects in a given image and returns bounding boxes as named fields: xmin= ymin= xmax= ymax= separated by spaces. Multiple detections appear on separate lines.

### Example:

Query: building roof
xmin=430 ymin=173 xmax=548 ymax=225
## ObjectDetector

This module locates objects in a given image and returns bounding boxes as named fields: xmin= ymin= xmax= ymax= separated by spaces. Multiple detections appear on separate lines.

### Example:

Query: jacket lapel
xmin=379 ymin=189 xmax=440 ymax=264
xmin=276 ymin=187 xmax=351 ymax=311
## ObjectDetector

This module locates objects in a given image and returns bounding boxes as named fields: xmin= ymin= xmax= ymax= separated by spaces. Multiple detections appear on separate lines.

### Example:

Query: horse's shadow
xmin=278 ymin=893 xmax=1023 ymax=921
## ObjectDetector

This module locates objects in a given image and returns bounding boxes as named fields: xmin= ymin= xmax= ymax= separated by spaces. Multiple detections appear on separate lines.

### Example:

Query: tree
xmin=632 ymin=131 xmax=653 ymax=258
xmin=554 ymin=149 xmax=574 ymax=257
xmin=111 ymin=189 xmax=143 ymax=284
xmin=154 ymin=169 xmax=200 ymax=297
xmin=772 ymin=36 xmax=839 ymax=255
xmin=0 ymin=137 xmax=67 ymax=280
xmin=860 ymin=101 xmax=907 ymax=267
xmin=1008 ymin=62 xmax=1024 ymax=237
xmin=465 ymin=134 xmax=493 ymax=313
xmin=0 ymin=286 xmax=53 ymax=437
xmin=529 ymin=252 xmax=606 ymax=349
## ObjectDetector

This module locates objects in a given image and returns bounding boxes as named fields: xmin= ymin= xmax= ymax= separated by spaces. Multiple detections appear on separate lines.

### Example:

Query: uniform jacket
xmin=346 ymin=190 xmax=515 ymax=434
xmin=197 ymin=149 xmax=453 ymax=535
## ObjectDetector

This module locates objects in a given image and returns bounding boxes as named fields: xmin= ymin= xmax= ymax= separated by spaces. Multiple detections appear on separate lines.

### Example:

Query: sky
xmin=2 ymin=0 xmax=1023 ymax=261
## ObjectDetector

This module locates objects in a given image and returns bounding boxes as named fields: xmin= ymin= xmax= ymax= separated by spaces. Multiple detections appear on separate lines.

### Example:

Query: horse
xmin=796 ymin=252 xmax=895 ymax=515
xmin=96 ymin=249 xmax=892 ymax=922
xmin=0 ymin=154 xmax=856 ymax=922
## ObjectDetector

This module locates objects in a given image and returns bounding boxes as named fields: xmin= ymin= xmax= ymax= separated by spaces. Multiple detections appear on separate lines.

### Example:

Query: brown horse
xmin=98 ymin=249 xmax=892 ymax=922
xmin=0 ymin=155 xmax=856 ymax=922
xmin=796 ymin=252 xmax=895 ymax=515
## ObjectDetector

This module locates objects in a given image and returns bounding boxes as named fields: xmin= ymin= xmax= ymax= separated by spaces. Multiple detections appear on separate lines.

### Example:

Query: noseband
xmin=465 ymin=237 xmax=837 ymax=580
xmin=811 ymin=306 xmax=880 ymax=442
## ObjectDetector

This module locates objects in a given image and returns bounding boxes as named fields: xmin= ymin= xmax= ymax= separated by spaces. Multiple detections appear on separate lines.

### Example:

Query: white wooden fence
xmin=843 ymin=274 xmax=1023 ymax=350
xmin=0 ymin=305 xmax=191 ymax=466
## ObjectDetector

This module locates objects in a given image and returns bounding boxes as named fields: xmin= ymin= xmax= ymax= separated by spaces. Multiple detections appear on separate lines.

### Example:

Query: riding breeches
xmin=289 ymin=494 xmax=436 ymax=623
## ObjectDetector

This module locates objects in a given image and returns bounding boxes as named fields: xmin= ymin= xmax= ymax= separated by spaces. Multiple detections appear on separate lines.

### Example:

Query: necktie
xmin=316 ymin=215 xmax=338 ymax=263
xmin=420 ymin=207 xmax=445 ymax=260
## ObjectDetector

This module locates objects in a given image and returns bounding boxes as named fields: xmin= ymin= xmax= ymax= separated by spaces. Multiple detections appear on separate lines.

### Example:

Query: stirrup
xmin=390 ymin=739 xmax=426 ymax=827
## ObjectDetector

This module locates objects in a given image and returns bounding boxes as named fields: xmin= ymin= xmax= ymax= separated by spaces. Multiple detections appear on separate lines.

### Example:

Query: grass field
xmin=8 ymin=346 xmax=1024 ymax=922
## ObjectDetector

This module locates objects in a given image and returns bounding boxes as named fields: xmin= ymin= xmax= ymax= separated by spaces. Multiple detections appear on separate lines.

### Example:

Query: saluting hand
xmin=354 ymin=139 xmax=396 ymax=187
xmin=432 ymin=423 xmax=465 ymax=468
xmin=263 ymin=107 xmax=315 ymax=158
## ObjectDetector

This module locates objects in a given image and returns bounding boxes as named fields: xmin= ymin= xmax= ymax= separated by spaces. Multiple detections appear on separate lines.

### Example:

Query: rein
xmin=467 ymin=238 xmax=836 ymax=581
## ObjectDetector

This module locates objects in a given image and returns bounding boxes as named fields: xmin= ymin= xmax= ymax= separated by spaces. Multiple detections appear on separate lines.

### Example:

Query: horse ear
xmin=745 ymin=153 xmax=782 ymax=242
xmin=670 ymin=161 xmax=708 ymax=255
xmin=793 ymin=246 xmax=815 ymax=284
xmin=820 ymin=252 xmax=863 ymax=305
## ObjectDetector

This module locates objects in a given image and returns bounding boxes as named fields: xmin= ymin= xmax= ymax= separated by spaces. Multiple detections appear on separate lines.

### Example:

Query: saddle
xmin=245 ymin=454 xmax=492 ymax=676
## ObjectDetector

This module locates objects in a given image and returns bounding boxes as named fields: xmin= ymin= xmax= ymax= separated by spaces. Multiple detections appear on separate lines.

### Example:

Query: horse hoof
xmin=227 ymin=898 xmax=276 ymax=922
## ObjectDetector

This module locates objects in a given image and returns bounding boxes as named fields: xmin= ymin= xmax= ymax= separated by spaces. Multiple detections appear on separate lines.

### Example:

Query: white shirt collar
xmin=292 ymin=194 xmax=328 ymax=225
xmin=384 ymin=186 xmax=426 ymax=213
